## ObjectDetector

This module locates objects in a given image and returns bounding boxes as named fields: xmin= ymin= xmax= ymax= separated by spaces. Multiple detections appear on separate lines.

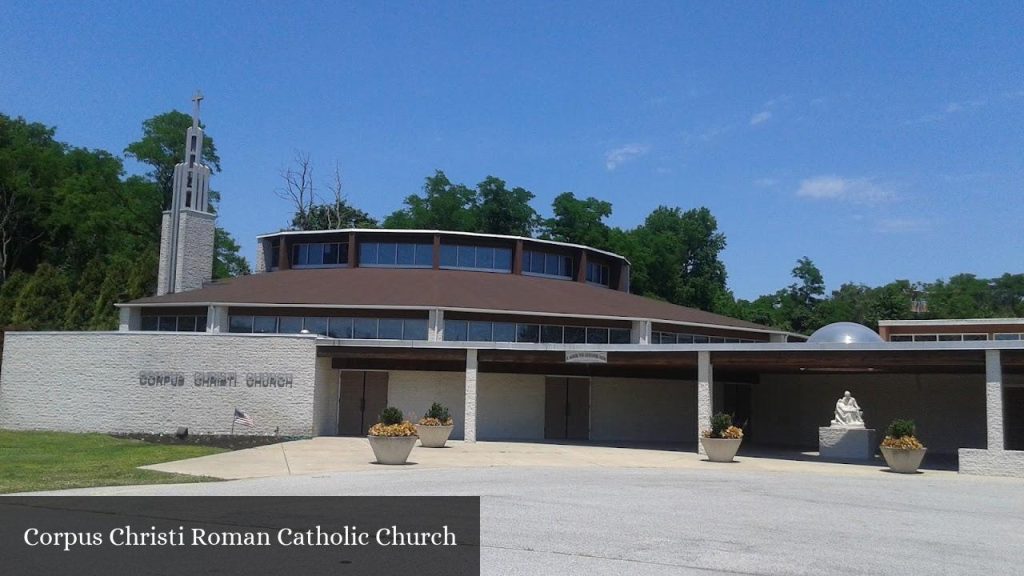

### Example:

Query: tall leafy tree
xmin=124 ymin=111 xmax=221 ymax=209
xmin=617 ymin=206 xmax=728 ymax=311
xmin=383 ymin=171 xmax=479 ymax=231
xmin=541 ymin=192 xmax=612 ymax=249
xmin=476 ymin=176 xmax=538 ymax=236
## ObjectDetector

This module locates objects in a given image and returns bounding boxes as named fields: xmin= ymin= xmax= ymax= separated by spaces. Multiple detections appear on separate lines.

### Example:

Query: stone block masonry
xmin=0 ymin=332 xmax=318 ymax=436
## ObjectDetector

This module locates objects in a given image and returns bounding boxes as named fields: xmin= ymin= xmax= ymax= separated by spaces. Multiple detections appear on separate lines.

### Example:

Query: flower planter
xmin=700 ymin=437 xmax=742 ymax=463
xmin=367 ymin=435 xmax=417 ymax=465
xmin=416 ymin=424 xmax=454 ymax=448
xmin=880 ymin=446 xmax=927 ymax=474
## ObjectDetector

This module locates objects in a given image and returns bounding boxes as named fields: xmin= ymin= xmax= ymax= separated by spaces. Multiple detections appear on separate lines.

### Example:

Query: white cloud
xmin=875 ymin=218 xmax=932 ymax=234
xmin=750 ymin=111 xmax=772 ymax=126
xmin=795 ymin=176 xmax=895 ymax=204
xmin=604 ymin=144 xmax=650 ymax=171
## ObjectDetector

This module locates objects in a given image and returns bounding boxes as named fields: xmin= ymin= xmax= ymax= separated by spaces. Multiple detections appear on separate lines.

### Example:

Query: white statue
xmin=831 ymin=391 xmax=865 ymax=428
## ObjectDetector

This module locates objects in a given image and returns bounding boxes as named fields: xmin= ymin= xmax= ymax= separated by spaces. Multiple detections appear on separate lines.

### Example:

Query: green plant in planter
xmin=370 ymin=407 xmax=416 ymax=437
xmin=882 ymin=418 xmax=924 ymax=449
xmin=419 ymin=402 xmax=453 ymax=426
xmin=703 ymin=412 xmax=743 ymax=439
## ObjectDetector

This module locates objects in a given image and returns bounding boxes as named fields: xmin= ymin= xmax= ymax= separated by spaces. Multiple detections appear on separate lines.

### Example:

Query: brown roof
xmin=128 ymin=268 xmax=777 ymax=333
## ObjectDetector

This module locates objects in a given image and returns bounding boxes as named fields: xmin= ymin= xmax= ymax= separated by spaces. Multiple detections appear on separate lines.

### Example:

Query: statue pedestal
xmin=819 ymin=427 xmax=876 ymax=461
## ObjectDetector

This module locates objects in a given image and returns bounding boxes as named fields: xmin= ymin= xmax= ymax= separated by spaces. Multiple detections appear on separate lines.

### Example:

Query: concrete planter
xmin=416 ymin=424 xmax=454 ymax=448
xmin=700 ymin=437 xmax=742 ymax=463
xmin=880 ymin=446 xmax=927 ymax=474
xmin=367 ymin=435 xmax=417 ymax=465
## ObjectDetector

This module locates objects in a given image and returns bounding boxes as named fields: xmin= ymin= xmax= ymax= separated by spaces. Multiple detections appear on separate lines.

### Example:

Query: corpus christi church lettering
xmin=137 ymin=371 xmax=293 ymax=388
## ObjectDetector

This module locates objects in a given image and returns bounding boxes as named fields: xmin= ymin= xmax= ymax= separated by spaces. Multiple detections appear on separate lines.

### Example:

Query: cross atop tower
xmin=191 ymin=90 xmax=204 ymax=129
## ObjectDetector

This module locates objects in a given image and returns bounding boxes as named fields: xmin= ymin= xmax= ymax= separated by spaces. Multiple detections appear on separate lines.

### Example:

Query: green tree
xmin=213 ymin=228 xmax=252 ymax=279
xmin=619 ymin=206 xmax=729 ymax=312
xmin=383 ymin=171 xmax=479 ymax=231
xmin=123 ymin=111 xmax=221 ymax=210
xmin=475 ymin=176 xmax=538 ymax=236
xmin=541 ymin=192 xmax=612 ymax=249
xmin=299 ymin=201 xmax=377 ymax=231
xmin=11 ymin=263 xmax=70 ymax=329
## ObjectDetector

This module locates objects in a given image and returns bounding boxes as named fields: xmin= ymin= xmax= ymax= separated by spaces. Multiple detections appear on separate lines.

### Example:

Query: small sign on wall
xmin=565 ymin=351 xmax=607 ymax=364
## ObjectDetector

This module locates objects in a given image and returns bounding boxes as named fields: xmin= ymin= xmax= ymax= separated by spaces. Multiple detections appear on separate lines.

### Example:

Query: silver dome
xmin=806 ymin=322 xmax=883 ymax=344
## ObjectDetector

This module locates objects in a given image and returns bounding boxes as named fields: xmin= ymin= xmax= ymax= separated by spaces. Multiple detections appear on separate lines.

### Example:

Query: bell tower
xmin=156 ymin=91 xmax=216 ymax=295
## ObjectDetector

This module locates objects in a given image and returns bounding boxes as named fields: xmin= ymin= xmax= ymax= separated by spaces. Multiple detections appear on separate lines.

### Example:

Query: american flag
xmin=233 ymin=408 xmax=255 ymax=428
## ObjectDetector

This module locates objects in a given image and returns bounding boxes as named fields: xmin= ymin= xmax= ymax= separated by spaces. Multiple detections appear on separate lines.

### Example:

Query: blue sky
xmin=1 ymin=1 xmax=1021 ymax=299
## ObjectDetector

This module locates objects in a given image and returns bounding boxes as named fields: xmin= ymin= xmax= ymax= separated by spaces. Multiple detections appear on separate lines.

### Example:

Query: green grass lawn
xmin=0 ymin=430 xmax=226 ymax=494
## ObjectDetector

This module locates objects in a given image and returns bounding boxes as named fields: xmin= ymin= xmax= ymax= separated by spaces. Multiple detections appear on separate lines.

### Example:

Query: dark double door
xmin=338 ymin=371 xmax=389 ymax=436
xmin=544 ymin=377 xmax=590 ymax=440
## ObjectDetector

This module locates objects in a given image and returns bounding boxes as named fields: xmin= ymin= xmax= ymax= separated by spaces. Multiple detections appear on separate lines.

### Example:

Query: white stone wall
xmin=255 ymin=239 xmax=267 ymax=273
xmin=754 ymin=373 xmax=986 ymax=454
xmin=958 ymin=448 xmax=1024 ymax=478
xmin=591 ymin=377 xmax=696 ymax=442
xmin=478 ymin=373 xmax=546 ymax=440
xmin=388 ymin=370 xmax=467 ymax=439
xmin=0 ymin=332 xmax=318 ymax=436
xmin=312 ymin=356 xmax=338 ymax=436
xmin=175 ymin=210 xmax=215 ymax=292
xmin=156 ymin=213 xmax=172 ymax=296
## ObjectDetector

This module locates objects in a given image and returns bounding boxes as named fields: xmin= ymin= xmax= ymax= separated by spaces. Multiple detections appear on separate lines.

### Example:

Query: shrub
xmin=379 ymin=407 xmax=404 ymax=426
xmin=419 ymin=402 xmax=453 ymax=426
xmin=886 ymin=419 xmax=916 ymax=439
xmin=881 ymin=418 xmax=924 ymax=449
xmin=702 ymin=413 xmax=742 ymax=439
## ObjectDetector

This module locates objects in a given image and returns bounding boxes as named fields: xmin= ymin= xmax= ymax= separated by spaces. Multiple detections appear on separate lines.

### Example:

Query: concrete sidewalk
xmin=141 ymin=437 xmax=955 ymax=480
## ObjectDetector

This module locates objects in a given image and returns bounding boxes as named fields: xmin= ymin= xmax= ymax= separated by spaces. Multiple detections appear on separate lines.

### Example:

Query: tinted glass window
xmin=377 ymin=243 xmax=397 ymax=265
xmin=587 ymin=327 xmax=609 ymax=344
xmin=396 ymin=243 xmax=416 ymax=265
xmin=963 ymin=334 xmax=988 ymax=341
xmin=541 ymin=325 xmax=563 ymax=343
xmin=444 ymin=320 xmax=468 ymax=341
xmin=177 ymin=316 xmax=197 ymax=332
xmin=493 ymin=322 xmax=516 ymax=342
xmin=141 ymin=316 xmax=158 ymax=331
xmin=468 ymin=321 xmax=493 ymax=342
xmin=305 ymin=317 xmax=328 ymax=336
xmin=457 ymin=245 xmax=476 ymax=268
xmin=563 ymin=326 xmax=586 ymax=343
xmin=516 ymin=324 xmax=539 ymax=343
xmin=378 ymin=318 xmax=404 ymax=339
xmin=323 ymin=243 xmax=340 ymax=265
xmin=440 ymin=244 xmax=458 ymax=267
xmin=229 ymin=316 xmax=253 ymax=333
xmin=494 ymin=248 xmax=512 ymax=271
xmin=328 ymin=318 xmax=353 ymax=339
xmin=278 ymin=316 xmax=303 ymax=334
xmin=414 ymin=244 xmax=433 ymax=266
xmin=353 ymin=318 xmax=378 ymax=339
xmin=253 ymin=316 xmax=277 ymax=333
xmin=359 ymin=243 xmax=377 ymax=265
xmin=477 ymin=247 xmax=494 ymax=269
xmin=610 ymin=329 xmax=631 ymax=344
xmin=158 ymin=316 xmax=177 ymax=331
xmin=403 ymin=319 xmax=428 ymax=340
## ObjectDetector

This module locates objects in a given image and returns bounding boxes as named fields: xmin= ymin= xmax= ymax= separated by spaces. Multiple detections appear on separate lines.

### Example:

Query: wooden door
xmin=566 ymin=378 xmax=590 ymax=440
xmin=544 ymin=377 xmax=568 ymax=439
xmin=337 ymin=371 xmax=390 ymax=436
xmin=545 ymin=377 xmax=590 ymax=440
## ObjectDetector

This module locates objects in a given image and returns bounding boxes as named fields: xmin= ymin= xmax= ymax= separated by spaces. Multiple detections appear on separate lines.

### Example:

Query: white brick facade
xmin=0 ymin=333 xmax=318 ymax=436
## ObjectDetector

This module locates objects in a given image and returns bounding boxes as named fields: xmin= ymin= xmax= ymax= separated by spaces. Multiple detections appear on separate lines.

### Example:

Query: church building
xmin=1 ymin=97 xmax=1021 ymax=478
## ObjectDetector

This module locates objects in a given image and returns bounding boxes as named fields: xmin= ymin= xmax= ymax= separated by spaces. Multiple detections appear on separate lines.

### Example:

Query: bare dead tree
xmin=0 ymin=183 xmax=20 ymax=285
xmin=276 ymin=152 xmax=318 ymax=230
xmin=326 ymin=161 xmax=346 ymax=230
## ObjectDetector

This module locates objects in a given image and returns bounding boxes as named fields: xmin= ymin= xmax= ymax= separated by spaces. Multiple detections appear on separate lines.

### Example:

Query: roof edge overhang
xmin=879 ymin=318 xmax=1024 ymax=327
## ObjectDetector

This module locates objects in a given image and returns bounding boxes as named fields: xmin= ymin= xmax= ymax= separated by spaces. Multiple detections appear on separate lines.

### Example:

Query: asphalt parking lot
xmin=29 ymin=447 xmax=1024 ymax=576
